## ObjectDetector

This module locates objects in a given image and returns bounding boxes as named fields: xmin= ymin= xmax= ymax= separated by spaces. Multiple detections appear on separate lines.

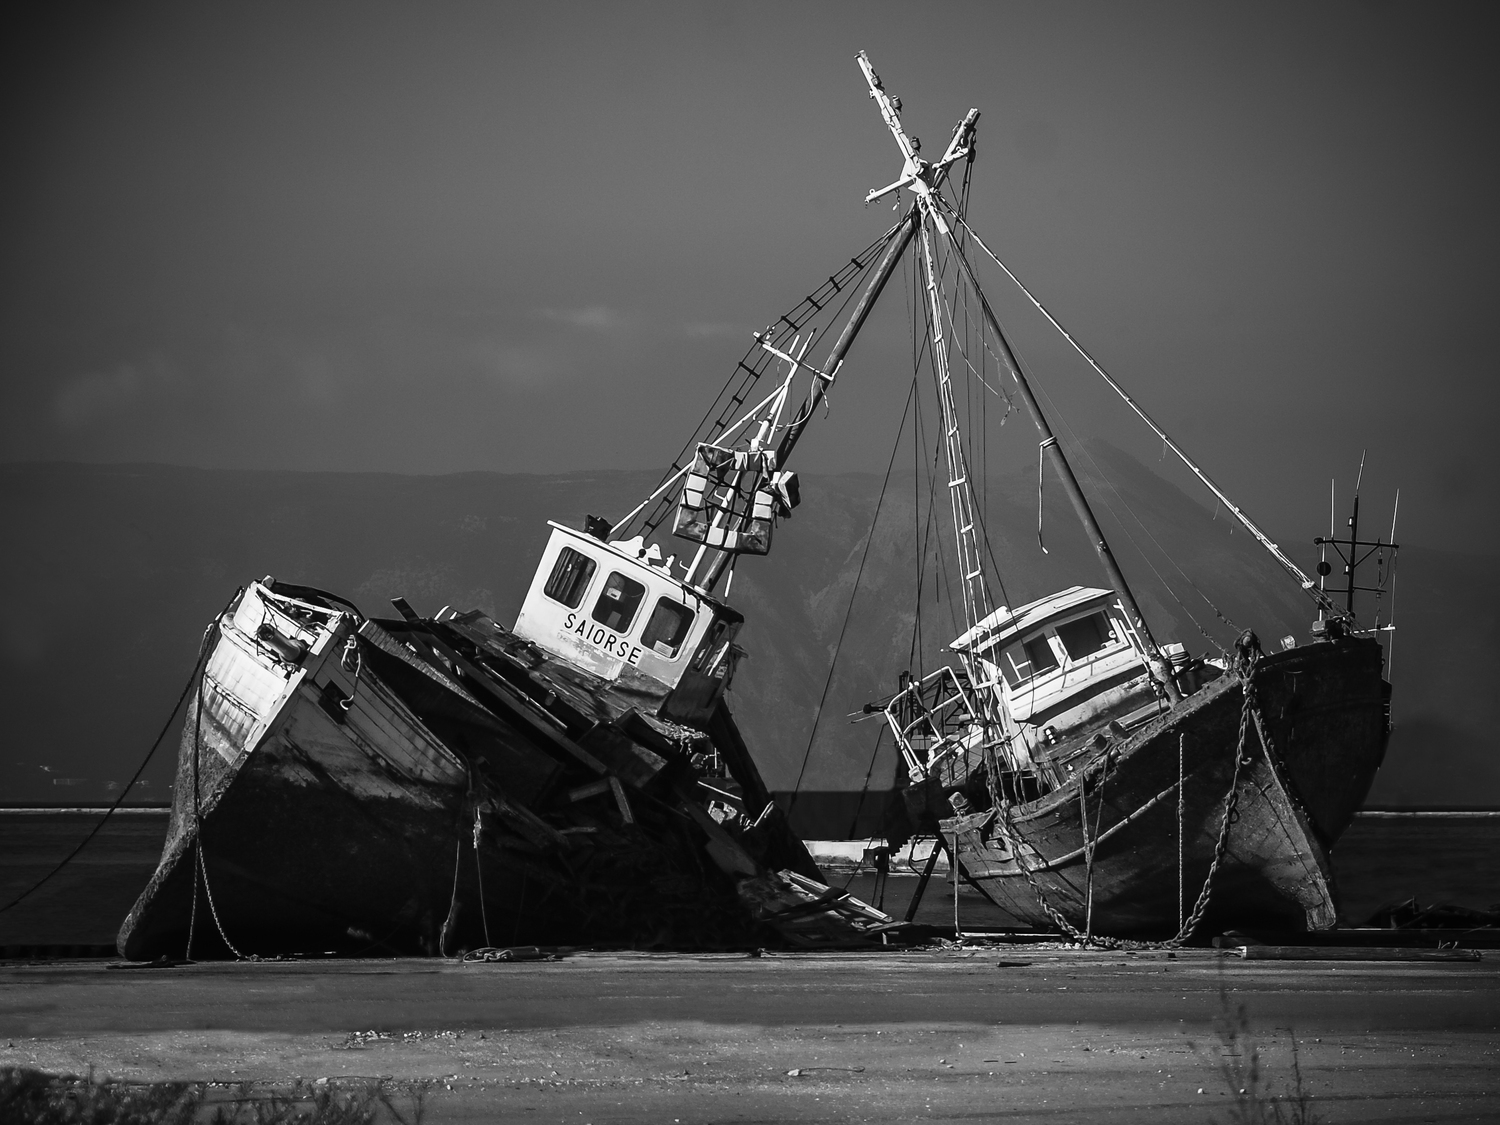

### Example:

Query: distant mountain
xmin=1 ymin=459 xmax=1492 ymax=828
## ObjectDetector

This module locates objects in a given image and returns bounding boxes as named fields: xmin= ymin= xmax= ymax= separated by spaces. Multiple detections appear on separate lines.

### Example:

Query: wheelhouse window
xmin=543 ymin=546 xmax=596 ymax=609
xmin=1056 ymin=613 xmax=1112 ymax=661
xmin=997 ymin=633 xmax=1061 ymax=688
xmin=1023 ymin=634 xmax=1059 ymax=675
xmin=591 ymin=572 xmax=646 ymax=633
xmin=641 ymin=598 xmax=695 ymax=658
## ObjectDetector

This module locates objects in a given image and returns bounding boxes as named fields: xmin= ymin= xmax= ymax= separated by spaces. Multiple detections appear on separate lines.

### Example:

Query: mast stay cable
xmin=0 ymin=592 xmax=236 ymax=918
xmin=785 ymin=378 xmax=917 ymax=819
xmin=623 ymin=229 xmax=893 ymax=542
xmin=1022 ymin=354 xmax=1236 ymax=648
xmin=946 ymin=206 xmax=1344 ymax=622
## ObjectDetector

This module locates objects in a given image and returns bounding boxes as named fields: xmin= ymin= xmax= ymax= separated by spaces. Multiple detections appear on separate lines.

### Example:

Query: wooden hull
xmin=942 ymin=639 xmax=1390 ymax=939
xmin=119 ymin=584 xmax=833 ymax=960
xmin=120 ymin=584 xmax=502 ymax=958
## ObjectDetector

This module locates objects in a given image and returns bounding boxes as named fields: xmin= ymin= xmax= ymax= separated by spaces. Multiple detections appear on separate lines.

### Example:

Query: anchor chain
xmin=990 ymin=652 xmax=1264 ymax=949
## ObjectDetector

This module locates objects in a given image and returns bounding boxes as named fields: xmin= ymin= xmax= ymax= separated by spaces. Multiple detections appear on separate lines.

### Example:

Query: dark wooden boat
xmin=122 ymin=51 xmax=1396 ymax=955
xmin=118 ymin=569 xmax=878 ymax=959
xmin=834 ymin=53 xmax=1397 ymax=941
xmin=927 ymin=635 xmax=1389 ymax=938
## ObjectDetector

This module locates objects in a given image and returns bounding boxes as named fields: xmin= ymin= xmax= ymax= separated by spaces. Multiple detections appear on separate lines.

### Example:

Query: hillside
xmin=1 ymin=458 xmax=1492 ymax=829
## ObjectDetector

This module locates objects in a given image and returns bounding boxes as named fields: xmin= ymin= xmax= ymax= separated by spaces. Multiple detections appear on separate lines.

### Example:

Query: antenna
xmin=1319 ymin=478 xmax=1333 ymax=610
xmin=1343 ymin=451 xmax=1368 ymax=613
xmin=1386 ymin=487 xmax=1401 ymax=676
xmin=1314 ymin=462 xmax=1399 ymax=628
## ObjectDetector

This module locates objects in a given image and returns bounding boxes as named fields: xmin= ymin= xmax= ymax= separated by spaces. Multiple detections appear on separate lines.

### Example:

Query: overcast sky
xmin=4 ymin=1 xmax=1497 ymax=555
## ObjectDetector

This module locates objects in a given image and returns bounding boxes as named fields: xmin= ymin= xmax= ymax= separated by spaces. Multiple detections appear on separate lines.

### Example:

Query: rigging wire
xmin=628 ymin=231 xmax=892 ymax=541
xmin=0 ymin=593 xmax=237 ymax=918
xmin=1021 ymin=350 xmax=1232 ymax=648
xmin=785 ymin=377 xmax=917 ymax=818
xmin=905 ymin=253 xmax=925 ymax=674
xmin=939 ymin=208 xmax=1237 ymax=646
xmin=911 ymin=375 xmax=951 ymax=665
xmin=843 ymin=725 xmax=889 ymax=846
xmin=946 ymin=217 xmax=1015 ymax=598
xmin=911 ymin=247 xmax=964 ymax=641
xmin=936 ymin=211 xmax=1242 ymax=660
xmin=947 ymin=208 xmax=1332 ymax=617
xmin=909 ymin=370 xmax=931 ymax=674
xmin=927 ymin=225 xmax=990 ymax=635
xmin=906 ymin=245 xmax=952 ymax=669
xmin=928 ymin=232 xmax=1016 ymax=618
xmin=1009 ymin=330 xmax=1239 ymax=640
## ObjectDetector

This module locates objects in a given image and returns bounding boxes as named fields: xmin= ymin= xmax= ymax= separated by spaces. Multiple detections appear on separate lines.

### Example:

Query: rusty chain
xmin=991 ymin=652 xmax=1263 ymax=949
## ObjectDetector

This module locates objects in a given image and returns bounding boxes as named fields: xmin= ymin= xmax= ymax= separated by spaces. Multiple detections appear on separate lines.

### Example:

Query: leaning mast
xmin=856 ymin=51 xmax=1182 ymax=701
xmin=695 ymin=208 xmax=921 ymax=594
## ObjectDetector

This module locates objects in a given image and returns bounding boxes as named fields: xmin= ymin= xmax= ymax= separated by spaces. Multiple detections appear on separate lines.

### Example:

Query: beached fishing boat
xmin=595 ymin=52 xmax=1394 ymax=942
xmin=833 ymin=52 xmax=1395 ymax=940
xmin=122 ymin=50 xmax=1393 ymax=957
xmin=118 ymin=563 xmax=885 ymax=959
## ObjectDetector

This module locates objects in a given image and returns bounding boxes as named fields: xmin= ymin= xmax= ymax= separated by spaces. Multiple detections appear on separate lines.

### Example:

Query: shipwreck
xmin=121 ymin=52 xmax=1397 ymax=957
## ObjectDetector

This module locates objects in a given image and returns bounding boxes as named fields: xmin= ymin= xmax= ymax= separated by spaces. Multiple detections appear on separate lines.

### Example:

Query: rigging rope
xmin=1021 ymin=349 xmax=1233 ymax=648
xmin=922 ymin=224 xmax=1018 ymax=618
xmin=909 ymin=336 xmax=925 ymax=673
xmin=0 ymin=591 xmax=238 ymax=919
xmin=439 ymin=835 xmax=464 ymax=958
xmin=785 ymin=379 xmax=916 ymax=819
xmin=628 ymin=232 xmax=892 ymax=542
xmin=941 ymin=214 xmax=1229 ymax=647
xmin=911 ymin=252 xmax=964 ymax=641
xmin=1031 ymin=352 xmax=1241 ymax=640
xmin=844 ymin=725 xmax=889 ymax=843
xmin=946 ymin=206 xmax=1337 ymax=619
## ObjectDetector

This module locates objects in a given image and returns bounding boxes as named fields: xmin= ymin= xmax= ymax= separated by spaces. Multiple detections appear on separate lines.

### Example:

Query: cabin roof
xmin=947 ymin=586 xmax=1113 ymax=652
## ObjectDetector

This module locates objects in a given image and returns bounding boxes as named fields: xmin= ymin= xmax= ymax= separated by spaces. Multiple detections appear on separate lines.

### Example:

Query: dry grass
xmin=1190 ymin=970 xmax=1319 ymax=1125
xmin=0 ymin=1067 xmax=427 ymax=1125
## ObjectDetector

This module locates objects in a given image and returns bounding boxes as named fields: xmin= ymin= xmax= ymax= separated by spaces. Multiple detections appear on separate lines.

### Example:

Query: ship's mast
xmin=696 ymin=209 xmax=920 ymax=594
xmin=857 ymin=54 xmax=996 ymax=636
xmin=857 ymin=51 xmax=1182 ymax=701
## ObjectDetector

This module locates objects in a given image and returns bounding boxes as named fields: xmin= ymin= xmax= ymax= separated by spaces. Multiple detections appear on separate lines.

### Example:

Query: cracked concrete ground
xmin=2 ymin=948 xmax=1497 ymax=1123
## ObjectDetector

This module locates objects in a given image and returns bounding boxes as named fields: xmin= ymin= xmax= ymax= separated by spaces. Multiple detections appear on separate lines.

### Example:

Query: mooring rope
xmin=0 ymin=592 xmax=239 ymax=919
xmin=439 ymin=835 xmax=464 ymax=958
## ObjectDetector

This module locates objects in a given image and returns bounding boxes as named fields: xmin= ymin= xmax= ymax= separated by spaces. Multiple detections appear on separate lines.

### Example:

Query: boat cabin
xmin=513 ymin=522 xmax=743 ymax=718
xmin=952 ymin=586 xmax=1161 ymax=746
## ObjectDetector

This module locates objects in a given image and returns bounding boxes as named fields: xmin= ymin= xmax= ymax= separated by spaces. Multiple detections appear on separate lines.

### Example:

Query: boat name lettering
xmin=562 ymin=612 xmax=643 ymax=665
